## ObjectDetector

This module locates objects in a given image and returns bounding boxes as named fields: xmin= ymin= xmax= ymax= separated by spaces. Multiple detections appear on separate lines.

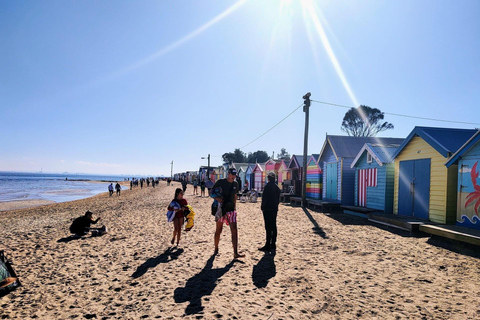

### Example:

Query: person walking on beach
xmin=108 ymin=183 xmax=114 ymax=196
xmin=200 ymin=179 xmax=206 ymax=197
xmin=181 ymin=179 xmax=187 ymax=193
xmin=211 ymin=168 xmax=245 ymax=259
xmin=259 ymin=172 xmax=281 ymax=252
xmin=193 ymin=179 xmax=198 ymax=195
xmin=168 ymin=188 xmax=188 ymax=246
xmin=115 ymin=182 xmax=121 ymax=196
xmin=205 ymin=178 xmax=214 ymax=196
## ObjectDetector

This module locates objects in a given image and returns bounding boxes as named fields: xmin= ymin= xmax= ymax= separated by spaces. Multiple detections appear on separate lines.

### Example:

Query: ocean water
xmin=0 ymin=172 xmax=131 ymax=203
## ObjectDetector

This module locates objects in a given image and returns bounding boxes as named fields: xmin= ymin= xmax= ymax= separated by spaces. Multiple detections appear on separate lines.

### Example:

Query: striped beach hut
xmin=392 ymin=127 xmax=477 ymax=223
xmin=445 ymin=130 xmax=480 ymax=229
xmin=252 ymin=163 xmax=266 ymax=191
xmin=319 ymin=135 xmax=404 ymax=205
xmin=306 ymin=154 xmax=322 ymax=199
xmin=351 ymin=142 xmax=403 ymax=214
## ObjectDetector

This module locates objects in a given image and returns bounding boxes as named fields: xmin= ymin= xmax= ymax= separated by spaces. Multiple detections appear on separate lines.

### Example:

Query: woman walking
xmin=167 ymin=188 xmax=188 ymax=246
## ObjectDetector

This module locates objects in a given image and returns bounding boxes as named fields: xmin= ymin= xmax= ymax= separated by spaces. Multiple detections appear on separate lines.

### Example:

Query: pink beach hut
xmin=265 ymin=159 xmax=277 ymax=178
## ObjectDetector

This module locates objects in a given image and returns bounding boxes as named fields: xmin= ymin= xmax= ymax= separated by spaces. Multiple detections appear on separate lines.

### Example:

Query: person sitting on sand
xmin=168 ymin=188 xmax=188 ymax=246
xmin=69 ymin=211 xmax=106 ymax=237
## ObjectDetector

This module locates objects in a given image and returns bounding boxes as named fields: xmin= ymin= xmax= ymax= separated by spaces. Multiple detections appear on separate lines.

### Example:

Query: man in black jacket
xmin=69 ymin=211 xmax=103 ymax=237
xmin=259 ymin=172 xmax=281 ymax=252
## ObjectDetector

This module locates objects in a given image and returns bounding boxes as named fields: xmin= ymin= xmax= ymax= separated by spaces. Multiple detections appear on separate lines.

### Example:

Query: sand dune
xmin=1 ymin=181 xmax=479 ymax=319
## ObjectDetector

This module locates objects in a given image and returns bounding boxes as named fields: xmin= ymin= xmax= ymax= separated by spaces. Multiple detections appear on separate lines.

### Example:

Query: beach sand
xmin=0 ymin=181 xmax=479 ymax=319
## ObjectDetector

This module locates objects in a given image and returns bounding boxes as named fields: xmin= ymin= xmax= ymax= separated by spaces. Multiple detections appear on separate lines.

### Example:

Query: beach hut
xmin=350 ymin=142 xmax=403 ymax=214
xmin=276 ymin=160 xmax=289 ymax=189
xmin=252 ymin=163 xmax=266 ymax=191
xmin=392 ymin=126 xmax=477 ymax=223
xmin=319 ymin=136 xmax=404 ymax=205
xmin=287 ymin=155 xmax=305 ymax=196
xmin=445 ymin=130 xmax=480 ymax=229
xmin=306 ymin=154 xmax=322 ymax=200
xmin=233 ymin=163 xmax=249 ymax=190
xmin=245 ymin=164 xmax=255 ymax=190
xmin=198 ymin=166 xmax=215 ymax=182
xmin=218 ymin=166 xmax=226 ymax=180
xmin=265 ymin=159 xmax=277 ymax=178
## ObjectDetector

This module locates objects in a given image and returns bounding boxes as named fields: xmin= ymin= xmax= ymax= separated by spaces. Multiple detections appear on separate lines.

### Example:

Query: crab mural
xmin=465 ymin=161 xmax=480 ymax=214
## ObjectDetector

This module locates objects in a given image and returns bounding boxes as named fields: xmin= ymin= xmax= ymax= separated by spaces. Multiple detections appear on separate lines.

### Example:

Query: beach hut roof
xmin=253 ymin=163 xmax=265 ymax=172
xmin=320 ymin=135 xmax=404 ymax=161
xmin=265 ymin=159 xmax=277 ymax=166
xmin=288 ymin=155 xmax=311 ymax=169
xmin=232 ymin=163 xmax=249 ymax=169
xmin=392 ymin=126 xmax=478 ymax=159
xmin=445 ymin=129 xmax=480 ymax=167
xmin=351 ymin=142 xmax=403 ymax=168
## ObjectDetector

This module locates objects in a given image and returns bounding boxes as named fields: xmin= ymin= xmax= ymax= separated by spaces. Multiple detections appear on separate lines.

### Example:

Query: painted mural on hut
xmin=457 ymin=161 xmax=480 ymax=229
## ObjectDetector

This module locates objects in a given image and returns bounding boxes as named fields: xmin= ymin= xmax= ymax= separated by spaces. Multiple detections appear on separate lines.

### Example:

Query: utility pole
xmin=202 ymin=154 xmax=211 ymax=180
xmin=170 ymin=161 xmax=173 ymax=179
xmin=302 ymin=92 xmax=311 ymax=207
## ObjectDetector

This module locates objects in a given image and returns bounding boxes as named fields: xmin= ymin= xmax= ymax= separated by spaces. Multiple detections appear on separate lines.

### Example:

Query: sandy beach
xmin=1 ymin=181 xmax=479 ymax=319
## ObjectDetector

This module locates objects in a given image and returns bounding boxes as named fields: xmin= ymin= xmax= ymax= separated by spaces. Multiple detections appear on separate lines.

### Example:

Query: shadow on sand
xmin=131 ymin=247 xmax=184 ymax=278
xmin=174 ymin=254 xmax=239 ymax=315
xmin=252 ymin=251 xmax=276 ymax=288
xmin=302 ymin=208 xmax=328 ymax=239
xmin=57 ymin=235 xmax=85 ymax=243
xmin=427 ymin=236 xmax=480 ymax=259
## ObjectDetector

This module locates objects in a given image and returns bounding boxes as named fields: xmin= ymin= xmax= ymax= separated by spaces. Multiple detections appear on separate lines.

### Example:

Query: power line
xmin=239 ymin=103 xmax=304 ymax=149
xmin=311 ymin=99 xmax=480 ymax=126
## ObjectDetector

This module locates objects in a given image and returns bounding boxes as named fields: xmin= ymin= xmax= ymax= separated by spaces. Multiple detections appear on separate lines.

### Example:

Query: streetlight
xmin=201 ymin=154 xmax=210 ymax=180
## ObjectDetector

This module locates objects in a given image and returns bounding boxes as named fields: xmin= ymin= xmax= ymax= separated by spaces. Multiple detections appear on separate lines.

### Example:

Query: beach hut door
xmin=398 ymin=159 xmax=430 ymax=219
xmin=326 ymin=163 xmax=337 ymax=199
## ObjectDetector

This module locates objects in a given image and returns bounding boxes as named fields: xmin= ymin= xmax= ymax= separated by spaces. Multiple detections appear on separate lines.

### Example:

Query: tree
xmin=277 ymin=148 xmax=290 ymax=161
xmin=222 ymin=149 xmax=246 ymax=164
xmin=246 ymin=150 xmax=269 ymax=163
xmin=341 ymin=105 xmax=394 ymax=137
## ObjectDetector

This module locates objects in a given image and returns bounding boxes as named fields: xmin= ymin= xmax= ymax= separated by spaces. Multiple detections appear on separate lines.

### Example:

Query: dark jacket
xmin=261 ymin=180 xmax=281 ymax=212
xmin=69 ymin=216 xmax=98 ymax=235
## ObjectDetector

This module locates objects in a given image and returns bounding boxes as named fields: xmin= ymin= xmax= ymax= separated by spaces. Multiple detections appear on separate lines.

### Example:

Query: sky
xmin=1 ymin=0 xmax=479 ymax=176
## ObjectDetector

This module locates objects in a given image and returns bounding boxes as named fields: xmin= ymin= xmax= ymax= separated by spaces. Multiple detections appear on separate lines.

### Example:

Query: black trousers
xmin=262 ymin=210 xmax=277 ymax=247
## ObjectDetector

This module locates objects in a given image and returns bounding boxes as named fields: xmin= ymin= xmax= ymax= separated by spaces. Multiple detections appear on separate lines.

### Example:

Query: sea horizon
xmin=0 ymin=171 xmax=137 ymax=204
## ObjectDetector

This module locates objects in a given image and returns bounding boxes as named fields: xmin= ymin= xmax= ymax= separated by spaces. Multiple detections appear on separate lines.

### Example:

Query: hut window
xmin=367 ymin=153 xmax=373 ymax=164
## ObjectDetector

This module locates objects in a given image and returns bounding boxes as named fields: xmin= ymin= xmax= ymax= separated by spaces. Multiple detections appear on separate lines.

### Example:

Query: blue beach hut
xmin=245 ymin=164 xmax=255 ymax=190
xmin=350 ymin=142 xmax=403 ymax=214
xmin=319 ymin=135 xmax=404 ymax=206
xmin=445 ymin=130 xmax=480 ymax=230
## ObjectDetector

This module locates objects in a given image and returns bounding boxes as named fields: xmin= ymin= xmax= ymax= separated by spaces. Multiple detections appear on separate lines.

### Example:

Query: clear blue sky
xmin=1 ymin=0 xmax=479 ymax=176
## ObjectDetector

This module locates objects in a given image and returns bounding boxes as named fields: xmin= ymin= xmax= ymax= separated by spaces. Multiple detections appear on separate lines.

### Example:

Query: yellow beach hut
xmin=392 ymin=127 xmax=477 ymax=224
